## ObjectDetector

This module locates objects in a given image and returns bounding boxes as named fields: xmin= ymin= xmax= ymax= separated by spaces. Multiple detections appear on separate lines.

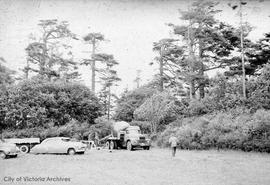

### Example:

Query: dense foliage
xmin=134 ymin=92 xmax=182 ymax=133
xmin=113 ymin=86 xmax=156 ymax=122
xmin=1 ymin=1 xmax=270 ymax=153
xmin=157 ymin=109 xmax=270 ymax=152
xmin=0 ymin=79 xmax=101 ymax=131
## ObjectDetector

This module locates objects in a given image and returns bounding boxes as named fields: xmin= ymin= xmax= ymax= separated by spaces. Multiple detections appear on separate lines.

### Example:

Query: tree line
xmin=0 ymin=19 xmax=120 ymax=139
xmin=113 ymin=0 xmax=270 ymax=152
xmin=1 ymin=0 xmax=270 ymax=152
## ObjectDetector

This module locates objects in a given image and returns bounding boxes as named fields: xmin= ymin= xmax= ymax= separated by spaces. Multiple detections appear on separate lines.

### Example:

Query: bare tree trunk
xmin=25 ymin=60 xmax=29 ymax=79
xmin=188 ymin=18 xmax=196 ymax=99
xmin=159 ymin=48 xmax=164 ymax=92
xmin=91 ymin=40 xmax=96 ymax=93
xmin=107 ymin=86 xmax=111 ymax=120
xmin=198 ymin=70 xmax=205 ymax=99
xmin=198 ymin=32 xmax=205 ymax=99
xmin=240 ymin=0 xmax=246 ymax=99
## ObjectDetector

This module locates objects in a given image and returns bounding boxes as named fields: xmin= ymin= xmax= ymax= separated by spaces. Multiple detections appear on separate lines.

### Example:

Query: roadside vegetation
xmin=0 ymin=0 xmax=270 ymax=152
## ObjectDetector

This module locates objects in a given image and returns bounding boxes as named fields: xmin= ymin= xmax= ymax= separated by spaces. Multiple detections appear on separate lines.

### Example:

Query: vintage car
xmin=31 ymin=137 xmax=87 ymax=155
xmin=0 ymin=139 xmax=20 ymax=159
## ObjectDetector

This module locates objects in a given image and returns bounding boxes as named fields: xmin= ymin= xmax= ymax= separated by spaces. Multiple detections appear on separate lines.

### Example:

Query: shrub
xmin=2 ymin=120 xmax=93 ymax=140
xmin=157 ymin=109 xmax=270 ymax=152
xmin=188 ymin=100 xmax=210 ymax=116
xmin=0 ymin=79 xmax=101 ymax=130
xmin=113 ymin=86 xmax=156 ymax=122
xmin=134 ymin=91 xmax=182 ymax=133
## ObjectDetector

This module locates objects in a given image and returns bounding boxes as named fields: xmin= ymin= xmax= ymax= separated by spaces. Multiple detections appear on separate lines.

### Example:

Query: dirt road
xmin=1 ymin=148 xmax=270 ymax=185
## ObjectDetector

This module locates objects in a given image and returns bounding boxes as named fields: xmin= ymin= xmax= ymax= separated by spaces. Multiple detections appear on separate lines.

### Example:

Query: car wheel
xmin=127 ymin=141 xmax=133 ymax=151
xmin=0 ymin=151 xmax=6 ymax=159
xmin=67 ymin=148 xmax=76 ymax=155
xmin=11 ymin=154 xmax=18 ymax=158
xmin=145 ymin=146 xmax=150 ymax=150
xmin=19 ymin=145 xmax=29 ymax=154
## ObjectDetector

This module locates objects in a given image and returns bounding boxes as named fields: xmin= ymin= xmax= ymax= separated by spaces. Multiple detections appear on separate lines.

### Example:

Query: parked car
xmin=0 ymin=139 xmax=20 ymax=159
xmin=31 ymin=137 xmax=87 ymax=155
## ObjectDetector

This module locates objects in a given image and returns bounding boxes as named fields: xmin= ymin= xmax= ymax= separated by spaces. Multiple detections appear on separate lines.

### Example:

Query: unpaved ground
xmin=1 ymin=148 xmax=270 ymax=185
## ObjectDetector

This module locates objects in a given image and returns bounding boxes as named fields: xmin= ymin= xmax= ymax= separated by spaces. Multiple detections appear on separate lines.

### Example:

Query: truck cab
xmin=118 ymin=126 xmax=151 ymax=150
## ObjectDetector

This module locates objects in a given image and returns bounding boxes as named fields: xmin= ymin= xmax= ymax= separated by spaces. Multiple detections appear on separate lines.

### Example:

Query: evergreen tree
xmin=25 ymin=19 xmax=79 ymax=81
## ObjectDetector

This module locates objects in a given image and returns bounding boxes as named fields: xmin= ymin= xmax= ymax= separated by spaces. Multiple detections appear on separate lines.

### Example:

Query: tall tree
xmin=82 ymin=33 xmax=105 ymax=93
xmin=25 ymin=19 xmax=79 ymax=81
xmin=224 ymin=32 xmax=269 ymax=77
xmin=152 ymin=38 xmax=185 ymax=93
xmin=95 ymin=53 xmax=121 ymax=119
xmin=227 ymin=0 xmax=266 ymax=98
xmin=168 ymin=0 xmax=242 ymax=99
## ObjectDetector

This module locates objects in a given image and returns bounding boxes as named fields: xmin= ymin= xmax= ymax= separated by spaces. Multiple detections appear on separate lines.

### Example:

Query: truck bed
xmin=4 ymin=138 xmax=40 ymax=144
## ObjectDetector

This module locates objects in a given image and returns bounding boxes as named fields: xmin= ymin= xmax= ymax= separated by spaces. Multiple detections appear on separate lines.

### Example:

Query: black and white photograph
xmin=0 ymin=0 xmax=270 ymax=184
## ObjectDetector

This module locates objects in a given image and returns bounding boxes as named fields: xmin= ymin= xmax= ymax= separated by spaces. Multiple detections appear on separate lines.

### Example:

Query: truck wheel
xmin=0 ymin=151 xmax=6 ymax=159
xmin=19 ymin=145 xmax=29 ymax=154
xmin=127 ymin=141 xmax=133 ymax=151
xmin=67 ymin=148 xmax=76 ymax=155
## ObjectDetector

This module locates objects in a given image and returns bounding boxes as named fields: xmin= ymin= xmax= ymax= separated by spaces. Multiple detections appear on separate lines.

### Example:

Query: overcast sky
xmin=0 ymin=0 xmax=269 ymax=95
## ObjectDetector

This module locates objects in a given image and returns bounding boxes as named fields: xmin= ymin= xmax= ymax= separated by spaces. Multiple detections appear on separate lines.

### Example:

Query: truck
xmin=100 ymin=121 xmax=151 ymax=151
xmin=4 ymin=138 xmax=40 ymax=154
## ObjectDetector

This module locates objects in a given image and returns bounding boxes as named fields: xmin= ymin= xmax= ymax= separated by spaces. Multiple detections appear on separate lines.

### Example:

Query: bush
xmin=2 ymin=119 xmax=93 ymax=141
xmin=134 ymin=91 xmax=182 ymax=133
xmin=88 ymin=116 xmax=113 ymax=140
xmin=113 ymin=86 xmax=156 ymax=122
xmin=188 ymin=99 xmax=210 ymax=116
xmin=0 ymin=79 xmax=101 ymax=130
xmin=157 ymin=109 xmax=270 ymax=152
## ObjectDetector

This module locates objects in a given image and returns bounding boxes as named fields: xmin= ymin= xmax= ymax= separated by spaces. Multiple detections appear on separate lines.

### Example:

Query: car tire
xmin=144 ymin=146 xmax=150 ymax=150
xmin=127 ymin=141 xmax=133 ymax=151
xmin=19 ymin=145 xmax=29 ymax=154
xmin=11 ymin=154 xmax=18 ymax=158
xmin=0 ymin=151 xmax=6 ymax=159
xmin=67 ymin=148 xmax=76 ymax=155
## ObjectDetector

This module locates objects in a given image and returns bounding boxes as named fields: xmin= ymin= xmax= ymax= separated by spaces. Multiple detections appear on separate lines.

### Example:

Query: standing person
xmin=169 ymin=134 xmax=178 ymax=157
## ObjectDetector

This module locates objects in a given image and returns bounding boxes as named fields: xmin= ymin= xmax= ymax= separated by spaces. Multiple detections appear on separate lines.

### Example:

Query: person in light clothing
xmin=169 ymin=135 xmax=178 ymax=157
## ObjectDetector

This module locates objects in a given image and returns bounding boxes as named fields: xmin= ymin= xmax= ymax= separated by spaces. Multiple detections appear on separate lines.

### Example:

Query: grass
xmin=1 ymin=148 xmax=270 ymax=185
